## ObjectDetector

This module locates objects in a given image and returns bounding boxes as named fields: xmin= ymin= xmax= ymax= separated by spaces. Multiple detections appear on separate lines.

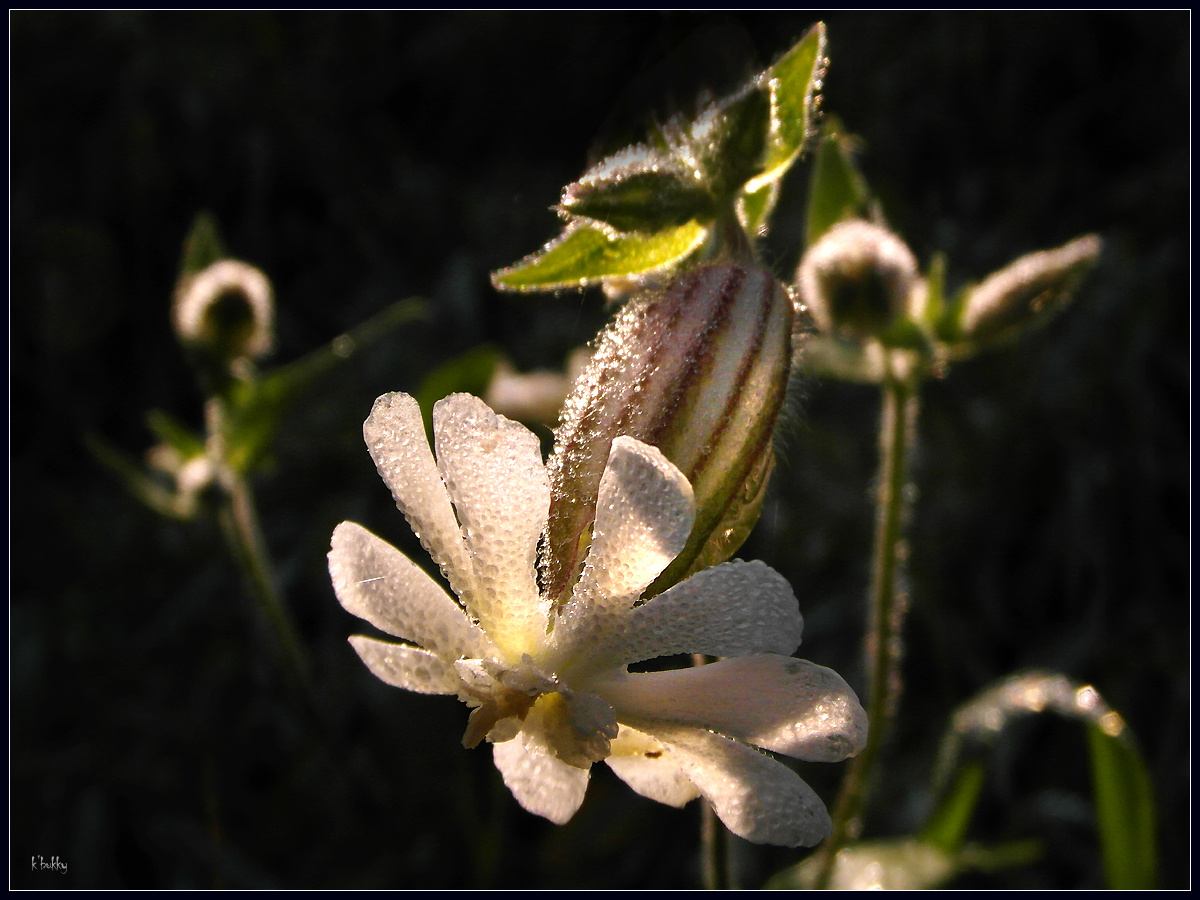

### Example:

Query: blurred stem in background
xmin=814 ymin=373 xmax=917 ymax=888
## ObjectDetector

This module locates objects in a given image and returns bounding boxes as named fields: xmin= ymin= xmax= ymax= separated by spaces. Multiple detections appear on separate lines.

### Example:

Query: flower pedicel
xmin=330 ymin=391 xmax=866 ymax=847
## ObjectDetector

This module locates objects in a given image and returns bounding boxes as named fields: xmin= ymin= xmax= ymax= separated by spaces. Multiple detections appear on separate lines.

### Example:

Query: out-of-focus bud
xmin=483 ymin=349 xmax=591 ymax=428
xmin=958 ymin=235 xmax=1102 ymax=345
xmin=543 ymin=263 xmax=793 ymax=603
xmin=172 ymin=259 xmax=274 ymax=365
xmin=796 ymin=220 xmax=918 ymax=341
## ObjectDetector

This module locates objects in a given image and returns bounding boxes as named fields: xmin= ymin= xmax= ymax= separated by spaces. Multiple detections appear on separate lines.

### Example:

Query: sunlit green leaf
xmin=805 ymin=124 xmax=870 ymax=247
xmin=1089 ymin=721 xmax=1158 ymax=889
xmin=753 ymin=22 xmax=826 ymax=187
xmin=697 ymin=84 xmax=771 ymax=197
xmin=560 ymin=157 xmax=714 ymax=233
xmin=491 ymin=221 xmax=708 ymax=292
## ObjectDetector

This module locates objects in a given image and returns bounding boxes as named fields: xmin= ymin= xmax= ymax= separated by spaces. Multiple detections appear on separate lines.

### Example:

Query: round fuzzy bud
xmin=796 ymin=220 xmax=919 ymax=341
xmin=173 ymin=259 xmax=274 ymax=363
xmin=959 ymin=235 xmax=1102 ymax=345
xmin=543 ymin=263 xmax=794 ymax=602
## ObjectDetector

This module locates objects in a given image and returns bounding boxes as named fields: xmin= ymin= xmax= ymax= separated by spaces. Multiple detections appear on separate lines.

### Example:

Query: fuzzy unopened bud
xmin=543 ymin=263 xmax=793 ymax=602
xmin=959 ymin=235 xmax=1102 ymax=345
xmin=797 ymin=221 xmax=918 ymax=341
xmin=173 ymin=259 xmax=274 ymax=363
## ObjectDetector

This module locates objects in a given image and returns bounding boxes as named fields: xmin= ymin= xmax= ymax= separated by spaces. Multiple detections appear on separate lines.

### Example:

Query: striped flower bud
xmin=796 ymin=220 xmax=918 ymax=341
xmin=542 ymin=263 xmax=794 ymax=603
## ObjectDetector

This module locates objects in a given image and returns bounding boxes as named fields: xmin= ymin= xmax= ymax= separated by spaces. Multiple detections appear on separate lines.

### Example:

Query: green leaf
xmin=805 ymin=123 xmax=870 ymax=247
xmin=178 ymin=210 xmax=229 ymax=279
xmin=85 ymin=432 xmax=198 ymax=521
xmin=737 ymin=178 xmax=778 ymax=237
xmin=754 ymin=22 xmax=827 ymax=186
xmin=929 ymin=670 xmax=1158 ymax=890
xmin=415 ymin=345 xmax=505 ymax=425
xmin=227 ymin=297 xmax=426 ymax=474
xmin=560 ymin=153 xmax=714 ymax=233
xmin=145 ymin=409 xmax=206 ymax=458
xmin=921 ymin=760 xmax=986 ymax=853
xmin=1088 ymin=721 xmax=1158 ymax=889
xmin=491 ymin=221 xmax=708 ymax=292
xmin=696 ymin=84 xmax=771 ymax=197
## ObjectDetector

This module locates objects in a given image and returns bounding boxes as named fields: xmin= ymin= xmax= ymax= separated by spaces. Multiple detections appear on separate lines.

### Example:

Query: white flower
xmin=329 ymin=391 xmax=867 ymax=847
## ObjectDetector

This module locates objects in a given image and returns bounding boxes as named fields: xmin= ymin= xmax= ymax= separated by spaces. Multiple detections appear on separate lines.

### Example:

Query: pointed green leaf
xmin=922 ymin=760 xmax=987 ymax=853
xmin=560 ymin=156 xmax=714 ymax=233
xmin=752 ymin=22 xmax=827 ymax=188
xmin=1088 ymin=721 xmax=1158 ymax=889
xmin=415 ymin=345 xmax=505 ymax=425
xmin=737 ymin=178 xmax=779 ymax=237
xmin=178 ymin=211 xmax=229 ymax=279
xmin=694 ymin=84 xmax=771 ymax=198
xmin=491 ymin=221 xmax=708 ymax=293
xmin=805 ymin=125 xmax=870 ymax=247
xmin=145 ymin=409 xmax=206 ymax=458
xmin=85 ymin=432 xmax=197 ymax=521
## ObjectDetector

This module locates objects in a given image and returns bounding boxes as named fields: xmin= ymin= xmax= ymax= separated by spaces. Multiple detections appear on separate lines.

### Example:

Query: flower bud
xmin=796 ymin=220 xmax=918 ymax=341
xmin=172 ymin=259 xmax=274 ymax=364
xmin=543 ymin=263 xmax=793 ymax=602
xmin=958 ymin=235 xmax=1102 ymax=345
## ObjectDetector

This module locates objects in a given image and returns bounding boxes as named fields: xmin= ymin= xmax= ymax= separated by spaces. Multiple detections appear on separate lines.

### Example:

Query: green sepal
xmin=178 ymin=210 xmax=229 ymax=280
xmin=491 ymin=220 xmax=708 ymax=292
xmin=805 ymin=121 xmax=870 ymax=247
xmin=559 ymin=151 xmax=715 ymax=234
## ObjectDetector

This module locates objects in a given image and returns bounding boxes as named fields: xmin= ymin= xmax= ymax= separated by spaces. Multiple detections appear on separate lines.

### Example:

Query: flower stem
xmin=694 ymin=653 xmax=734 ymax=890
xmin=813 ymin=371 xmax=918 ymax=888
xmin=207 ymin=398 xmax=313 ymax=699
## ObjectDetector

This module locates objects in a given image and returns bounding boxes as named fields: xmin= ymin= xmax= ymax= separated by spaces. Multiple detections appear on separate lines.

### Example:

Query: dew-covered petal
xmin=348 ymin=635 xmax=461 ymax=695
xmin=329 ymin=521 xmax=491 ymax=660
xmin=363 ymin=392 xmax=476 ymax=603
xmin=556 ymin=560 xmax=802 ymax=675
xmin=605 ymin=725 xmax=700 ymax=808
xmin=432 ymin=393 xmax=550 ymax=656
xmin=571 ymin=436 xmax=695 ymax=608
xmin=492 ymin=728 xmax=590 ymax=825
xmin=634 ymin=722 xmax=832 ymax=847
xmin=598 ymin=656 xmax=868 ymax=761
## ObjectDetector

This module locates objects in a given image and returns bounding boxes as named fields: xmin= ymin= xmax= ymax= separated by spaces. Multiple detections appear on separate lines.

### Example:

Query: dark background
xmin=11 ymin=11 xmax=1189 ymax=888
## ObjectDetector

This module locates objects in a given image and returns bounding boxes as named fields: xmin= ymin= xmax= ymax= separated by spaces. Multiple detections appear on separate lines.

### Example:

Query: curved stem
xmin=814 ymin=373 xmax=918 ymax=888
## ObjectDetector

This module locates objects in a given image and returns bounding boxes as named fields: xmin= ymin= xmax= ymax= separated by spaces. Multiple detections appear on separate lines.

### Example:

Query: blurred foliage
xmin=10 ymin=10 xmax=1188 ymax=888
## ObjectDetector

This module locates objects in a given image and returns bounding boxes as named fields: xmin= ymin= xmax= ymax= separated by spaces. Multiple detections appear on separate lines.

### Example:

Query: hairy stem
xmin=814 ymin=372 xmax=917 ymax=888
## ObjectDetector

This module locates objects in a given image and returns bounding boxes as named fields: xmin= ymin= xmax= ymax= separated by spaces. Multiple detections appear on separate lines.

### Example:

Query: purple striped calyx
xmin=542 ymin=263 xmax=793 ymax=604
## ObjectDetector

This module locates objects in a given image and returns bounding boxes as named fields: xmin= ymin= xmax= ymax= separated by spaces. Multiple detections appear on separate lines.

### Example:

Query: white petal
xmin=348 ymin=636 xmax=461 ymax=695
xmin=636 ymin=723 xmax=832 ymax=848
xmin=363 ymin=392 xmax=476 ymax=603
xmin=492 ymin=728 xmax=590 ymax=825
xmin=329 ymin=521 xmax=491 ymax=660
xmin=572 ymin=436 xmax=695 ymax=608
xmin=555 ymin=560 xmax=802 ymax=676
xmin=433 ymin=394 xmax=550 ymax=656
xmin=599 ymin=656 xmax=868 ymax=761
xmin=605 ymin=725 xmax=700 ymax=808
